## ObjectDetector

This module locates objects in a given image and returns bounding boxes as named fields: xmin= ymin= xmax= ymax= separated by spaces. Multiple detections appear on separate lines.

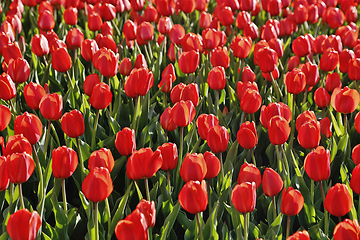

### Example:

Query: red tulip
xmin=178 ymin=50 xmax=199 ymax=74
xmin=52 ymin=146 xmax=78 ymax=179
xmin=231 ymin=182 xmax=256 ymax=214
xmin=127 ymin=148 xmax=163 ymax=180
xmin=170 ymin=83 xmax=199 ymax=107
xmin=38 ymin=10 xmax=55 ymax=31
xmin=0 ymin=73 xmax=16 ymax=101
xmin=180 ymin=153 xmax=207 ymax=182
xmin=230 ymin=36 xmax=252 ymax=59
xmin=325 ymin=183 xmax=353 ymax=217
xmin=115 ymin=128 xmax=136 ymax=156
xmin=304 ymin=146 xmax=330 ymax=182
xmin=287 ymin=56 xmax=300 ymax=72
xmin=51 ymin=47 xmax=72 ymax=73
xmin=169 ymin=24 xmax=185 ymax=46
xmin=49 ymin=39 xmax=67 ymax=55
xmin=295 ymin=110 xmax=317 ymax=132
xmin=101 ymin=3 xmax=116 ymax=21
xmin=115 ymin=209 xmax=148 ymax=240
xmin=284 ymin=68 xmax=306 ymax=95
xmin=350 ymin=165 xmax=360 ymax=195
xmin=210 ymin=46 xmax=230 ymax=69
xmin=241 ymin=66 xmax=256 ymax=83
xmin=7 ymin=57 xmax=30 ymax=84
xmin=356 ymin=112 xmax=360 ymax=135
xmin=287 ymin=230 xmax=310 ymax=240
xmin=3 ymin=42 xmax=22 ymax=66
xmin=4 ymin=134 xmax=32 ymax=157
xmin=89 ymin=83 xmax=113 ymax=110
xmin=82 ymin=167 xmax=113 ymax=202
xmin=158 ymin=143 xmax=178 ymax=171
xmin=83 ymin=74 xmax=101 ymax=97
xmin=348 ymin=58 xmax=360 ymax=81
xmin=31 ymin=34 xmax=49 ymax=57
xmin=202 ymin=28 xmax=224 ymax=50
xmin=281 ymin=187 xmax=304 ymax=216
xmin=299 ymin=62 xmax=319 ymax=87
xmin=203 ymin=151 xmax=220 ymax=179
xmin=93 ymin=48 xmax=119 ymax=78
xmin=333 ymin=219 xmax=360 ymax=240
xmin=0 ymin=156 xmax=9 ymax=191
xmin=124 ymin=68 xmax=154 ymax=98
xmin=136 ymin=22 xmax=154 ymax=44
xmin=133 ymin=54 xmax=147 ymax=69
xmin=14 ymin=112 xmax=43 ymax=145
xmin=7 ymin=209 xmax=42 ymax=240
xmin=260 ymin=102 xmax=291 ymax=129
xmin=258 ymin=47 xmax=278 ymax=73
xmin=292 ymin=35 xmax=311 ymax=57
xmin=61 ymin=110 xmax=84 ymax=138
xmin=320 ymin=117 xmax=332 ymax=138
xmin=0 ymin=105 xmax=11 ymax=132
xmin=160 ymin=107 xmax=177 ymax=132
xmin=157 ymin=17 xmax=172 ymax=35
xmin=262 ymin=167 xmax=283 ymax=197
xmin=324 ymin=7 xmax=344 ymax=29
xmin=7 ymin=152 xmax=35 ymax=184
xmin=325 ymin=72 xmax=342 ymax=93
xmin=319 ymin=48 xmax=339 ymax=72
xmin=39 ymin=93 xmax=63 ymax=121
xmin=63 ymin=7 xmax=78 ymax=25
xmin=88 ymin=148 xmax=114 ymax=172
xmin=207 ymin=125 xmax=229 ymax=153
xmin=207 ymin=66 xmax=226 ymax=91
xmin=196 ymin=114 xmax=219 ymax=141
xmin=339 ymin=49 xmax=355 ymax=73
xmin=88 ymin=13 xmax=103 ymax=32
xmin=240 ymin=88 xmax=262 ymax=114
xmin=268 ymin=116 xmax=291 ymax=145
xmin=136 ymin=199 xmax=156 ymax=228
xmin=181 ymin=33 xmax=203 ymax=53
xmin=237 ymin=162 xmax=261 ymax=188
xmin=119 ymin=58 xmax=132 ymax=76
xmin=331 ymin=87 xmax=360 ymax=114
xmin=123 ymin=20 xmax=137 ymax=41
xmin=237 ymin=121 xmax=258 ymax=150
xmin=314 ymin=87 xmax=330 ymax=108
xmin=81 ymin=39 xmax=99 ymax=62
xmin=171 ymin=100 xmax=196 ymax=128
xmin=298 ymin=120 xmax=321 ymax=150
xmin=179 ymin=180 xmax=208 ymax=214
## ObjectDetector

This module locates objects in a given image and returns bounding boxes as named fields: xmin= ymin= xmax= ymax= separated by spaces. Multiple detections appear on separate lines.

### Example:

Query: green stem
xmin=131 ymin=96 xmax=139 ymax=130
xmin=76 ymin=137 xmax=85 ymax=182
xmin=19 ymin=184 xmax=25 ymax=209
xmin=9 ymin=183 xmax=13 ymax=213
xmin=238 ymin=59 xmax=245 ymax=82
xmin=270 ymin=73 xmax=280 ymax=102
xmin=244 ymin=213 xmax=248 ymax=240
xmin=310 ymin=180 xmax=314 ymax=204
xmin=91 ymin=110 xmax=100 ymax=150
xmin=250 ymin=149 xmax=256 ymax=166
xmin=107 ymin=77 xmax=113 ymax=115
xmin=94 ymin=202 xmax=99 ymax=240
xmin=344 ymin=114 xmax=348 ymax=135
xmin=320 ymin=181 xmax=328 ymax=236
xmin=272 ymin=196 xmax=277 ymax=221
xmin=32 ymin=145 xmax=44 ymax=212
xmin=105 ymin=198 xmax=112 ymax=240
xmin=9 ymin=99 xmax=16 ymax=116
xmin=215 ymin=90 xmax=219 ymax=116
xmin=66 ymin=70 xmax=74 ymax=90
xmin=234 ymin=58 xmax=240 ymax=83
xmin=302 ymin=88 xmax=308 ymax=105
xmin=167 ymin=171 xmax=171 ymax=194
xmin=61 ymin=179 xmax=68 ymax=215
xmin=280 ymin=145 xmax=291 ymax=186
xmin=145 ymin=178 xmax=150 ymax=201
xmin=207 ymin=179 xmax=211 ymax=211
xmin=175 ymin=127 xmax=184 ymax=192
xmin=219 ymin=152 xmax=224 ymax=181
xmin=286 ymin=215 xmax=290 ymax=239
xmin=275 ymin=145 xmax=283 ymax=181
xmin=43 ymin=120 xmax=52 ymax=158
xmin=196 ymin=213 xmax=204 ymax=240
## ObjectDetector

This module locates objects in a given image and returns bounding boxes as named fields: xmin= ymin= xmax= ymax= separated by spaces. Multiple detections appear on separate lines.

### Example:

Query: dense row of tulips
xmin=1 ymin=0 xmax=360 ymax=239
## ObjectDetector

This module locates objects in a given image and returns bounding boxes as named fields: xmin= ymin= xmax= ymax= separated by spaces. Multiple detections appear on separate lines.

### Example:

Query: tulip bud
xmin=231 ymin=182 xmax=256 ymax=214
xmin=52 ymin=146 xmax=78 ymax=179
xmin=115 ymin=128 xmax=136 ymax=156
xmin=179 ymin=180 xmax=208 ymax=214
xmin=325 ymin=183 xmax=352 ymax=217
xmin=262 ymin=167 xmax=283 ymax=197
xmin=281 ymin=187 xmax=304 ymax=216
xmin=82 ymin=167 xmax=113 ymax=202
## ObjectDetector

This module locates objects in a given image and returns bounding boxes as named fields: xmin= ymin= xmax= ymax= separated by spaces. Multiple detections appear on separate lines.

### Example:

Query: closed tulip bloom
xmin=203 ymin=151 xmax=220 ymax=179
xmin=88 ymin=13 xmax=103 ymax=32
xmin=298 ymin=120 xmax=321 ymax=149
xmin=237 ymin=162 xmax=261 ymax=188
xmin=304 ymin=146 xmax=330 ymax=182
xmin=287 ymin=230 xmax=310 ymax=240
xmin=157 ymin=17 xmax=172 ymax=35
xmin=51 ymin=47 xmax=72 ymax=73
xmin=39 ymin=93 xmax=63 ymax=121
xmin=115 ymin=128 xmax=136 ymax=156
xmin=243 ymin=22 xmax=259 ymax=40
xmin=52 ymin=146 xmax=78 ymax=179
xmin=348 ymin=58 xmax=360 ymax=81
xmin=38 ymin=10 xmax=55 ymax=31
xmin=49 ymin=39 xmax=67 ymax=55
xmin=82 ymin=167 xmax=113 ymax=202
xmin=0 ymin=156 xmax=9 ymax=191
xmin=171 ymin=100 xmax=196 ymax=128
xmin=284 ymin=68 xmax=306 ymax=95
xmin=66 ymin=28 xmax=84 ymax=50
xmin=169 ymin=24 xmax=185 ymax=46
xmin=241 ymin=89 xmax=262 ymax=114
xmin=241 ymin=66 xmax=256 ymax=83
xmin=281 ymin=187 xmax=304 ymax=216
xmin=61 ymin=110 xmax=84 ymax=138
xmin=196 ymin=114 xmax=219 ymax=140
xmin=207 ymin=125 xmax=229 ymax=153
xmin=292 ymin=35 xmax=311 ymax=57
xmin=231 ymin=182 xmax=256 ymax=214
xmin=299 ymin=62 xmax=320 ymax=87
xmin=295 ymin=110 xmax=317 ymax=132
xmin=179 ymin=180 xmax=208 ymax=214
xmin=3 ymin=42 xmax=23 ymax=66
xmin=258 ymin=47 xmax=278 ymax=73
xmin=237 ymin=121 xmax=257 ymax=150
xmin=180 ymin=152 xmax=207 ymax=182
xmin=127 ymin=148 xmax=163 ymax=180
xmin=325 ymin=72 xmax=342 ymax=93
xmin=202 ymin=28 xmax=224 ymax=50
xmin=63 ymin=7 xmax=78 ymax=25
xmin=160 ymin=107 xmax=177 ymax=132
xmin=178 ymin=50 xmax=199 ymax=74
xmin=83 ymin=74 xmax=101 ymax=97
xmin=133 ymin=54 xmax=147 ymax=69
xmin=260 ymin=102 xmax=292 ymax=129
xmin=101 ymin=3 xmax=116 ymax=21
xmin=207 ymin=66 xmax=226 ymax=91
xmin=320 ymin=117 xmax=332 ymax=139
xmin=115 ymin=209 xmax=148 ymax=240
xmin=170 ymin=83 xmax=199 ymax=107
xmin=314 ymin=87 xmax=330 ymax=108
xmin=0 ymin=105 xmax=11 ymax=132
xmin=14 ymin=112 xmax=43 ymax=145
xmin=319 ymin=48 xmax=339 ymax=72
xmin=4 ymin=134 xmax=32 ymax=157
xmin=268 ymin=116 xmax=291 ymax=145
xmin=287 ymin=56 xmax=300 ymax=72
xmin=0 ymin=73 xmax=16 ymax=101
xmin=350 ymin=165 xmax=360 ymax=195
xmin=158 ymin=143 xmax=178 ymax=171
xmin=136 ymin=22 xmax=154 ymax=44
xmin=325 ymin=183 xmax=352 ymax=217
xmin=230 ymin=36 xmax=252 ymax=59
xmin=181 ymin=33 xmax=203 ymax=53
xmin=119 ymin=58 xmax=132 ymax=76
xmin=88 ymin=148 xmax=114 ymax=172
xmin=356 ymin=113 xmax=360 ymax=135
xmin=123 ymin=20 xmax=137 ymax=41
xmin=7 ymin=58 xmax=30 ymax=84
xmin=339 ymin=49 xmax=355 ymax=73
xmin=331 ymin=86 xmax=360 ymax=114
xmin=262 ymin=167 xmax=283 ymax=197
xmin=7 ymin=209 xmax=42 ymax=240
xmin=89 ymin=83 xmax=113 ymax=110
xmin=7 ymin=152 xmax=35 ymax=184
xmin=124 ymin=68 xmax=154 ymax=98
xmin=31 ymin=34 xmax=49 ymax=57
xmin=23 ymin=82 xmax=46 ymax=110
xmin=93 ymin=48 xmax=119 ymax=78
xmin=333 ymin=219 xmax=360 ymax=240
xmin=81 ymin=39 xmax=99 ymax=62
xmin=324 ymin=7 xmax=344 ymax=29
xmin=136 ymin=199 xmax=156 ymax=228
xmin=210 ymin=46 xmax=230 ymax=69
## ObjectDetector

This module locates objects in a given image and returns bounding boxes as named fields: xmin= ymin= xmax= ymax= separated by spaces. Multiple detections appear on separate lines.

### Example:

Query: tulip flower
xmin=133 ymin=54 xmax=147 ymax=69
xmin=203 ymin=151 xmax=221 ymax=180
xmin=136 ymin=22 xmax=154 ymax=44
xmin=350 ymin=165 xmax=360 ymax=195
xmin=262 ymin=167 xmax=283 ymax=197
xmin=287 ymin=230 xmax=310 ymax=240
xmin=333 ymin=219 xmax=360 ymax=240
xmin=170 ymin=83 xmax=199 ymax=107
xmin=157 ymin=17 xmax=172 ymax=35
xmin=14 ymin=112 xmax=43 ymax=145
xmin=237 ymin=162 xmax=261 ymax=189
xmin=179 ymin=180 xmax=208 ymax=214
xmin=115 ymin=128 xmax=136 ymax=156
xmin=237 ymin=81 xmax=259 ymax=102
xmin=136 ymin=199 xmax=156 ymax=228
xmin=0 ymin=105 xmax=11 ymax=132
xmin=210 ymin=47 xmax=230 ymax=69
xmin=127 ymin=148 xmax=163 ymax=181
xmin=124 ymin=68 xmax=154 ymax=98
xmin=231 ymin=182 xmax=256 ymax=214
xmin=207 ymin=125 xmax=229 ymax=153
xmin=39 ymin=93 xmax=63 ymax=121
xmin=3 ymin=42 xmax=23 ymax=66
xmin=51 ymin=47 xmax=72 ymax=73
xmin=319 ymin=48 xmax=339 ymax=72
xmin=297 ymin=120 xmax=321 ymax=150
xmin=268 ymin=116 xmax=291 ymax=146
xmin=202 ymin=28 xmax=224 ymax=50
xmin=325 ymin=72 xmax=342 ymax=93
xmin=181 ymin=33 xmax=203 ymax=53
xmin=81 ymin=39 xmax=99 ymax=62
xmin=83 ymin=74 xmax=101 ymax=97
xmin=180 ymin=153 xmax=207 ymax=182
xmin=160 ymin=107 xmax=177 ymax=132
xmin=88 ymin=148 xmax=114 ymax=172
xmin=292 ymin=35 xmax=311 ymax=57
xmin=284 ymin=68 xmax=306 ymax=95
xmin=0 ymin=73 xmax=16 ymax=101
xmin=23 ymin=82 xmax=46 ymax=110
xmin=240 ymin=88 xmax=262 ymax=114
xmin=4 ymin=134 xmax=32 ymax=157
xmin=115 ymin=209 xmax=148 ymax=240
xmin=89 ymin=83 xmax=113 ymax=110
xmin=93 ymin=48 xmax=119 ymax=78
xmin=178 ymin=50 xmax=199 ymax=74
xmin=196 ymin=114 xmax=219 ymax=140
xmin=320 ymin=117 xmax=332 ymax=139
xmin=66 ymin=28 xmax=84 ymax=50
xmin=287 ymin=56 xmax=300 ymax=72
xmin=171 ymin=100 xmax=196 ymax=128
xmin=314 ymin=87 xmax=330 ymax=108
xmin=7 ymin=57 xmax=30 ymax=84
xmin=281 ymin=187 xmax=304 ymax=216
xmin=31 ymin=34 xmax=49 ymax=57
xmin=63 ymin=7 xmax=78 ymax=25
xmin=304 ymin=146 xmax=330 ymax=182
xmin=61 ymin=110 xmax=85 ymax=138
xmin=82 ymin=167 xmax=113 ymax=203
xmin=38 ymin=10 xmax=55 ymax=31
xmin=7 ymin=152 xmax=35 ymax=184
xmin=0 ymin=156 xmax=9 ymax=191
xmin=119 ymin=58 xmax=132 ymax=76
xmin=207 ymin=66 xmax=226 ymax=91
xmin=7 ymin=209 xmax=42 ymax=240
xmin=169 ymin=24 xmax=185 ymax=46
xmin=158 ymin=143 xmax=178 ymax=171
xmin=339 ymin=49 xmax=355 ymax=74
xmin=348 ymin=58 xmax=360 ymax=81
xmin=52 ymin=146 xmax=78 ymax=179
xmin=331 ymin=87 xmax=360 ymax=114
xmin=237 ymin=121 xmax=258 ymax=150
xmin=88 ymin=13 xmax=103 ymax=32
xmin=257 ymin=47 xmax=278 ymax=73
xmin=325 ymin=183 xmax=352 ymax=217
xmin=230 ymin=36 xmax=252 ymax=59
xmin=355 ymin=112 xmax=360 ymax=135
xmin=260 ymin=102 xmax=292 ymax=129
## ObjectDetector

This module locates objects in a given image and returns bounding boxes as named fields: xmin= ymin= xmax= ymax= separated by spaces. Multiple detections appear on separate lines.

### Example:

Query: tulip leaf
xmin=266 ymin=213 xmax=282 ymax=236
xmin=0 ymin=232 xmax=8 ymax=240
xmin=184 ymin=220 xmax=196 ymax=240
xmin=51 ymin=179 xmax=69 ymax=240
xmin=160 ymin=202 xmax=180 ymax=240
xmin=308 ymin=224 xmax=330 ymax=240
xmin=43 ymin=221 xmax=59 ymax=240
xmin=106 ymin=109 xmax=121 ymax=135
xmin=329 ymin=137 xmax=338 ymax=162
xmin=224 ymin=140 xmax=238 ymax=174
xmin=203 ymin=202 xmax=219 ymax=240
xmin=177 ymin=210 xmax=191 ymax=230
xmin=329 ymin=110 xmax=342 ymax=137
xmin=337 ymin=133 xmax=349 ymax=153
xmin=249 ymin=222 xmax=261 ymax=239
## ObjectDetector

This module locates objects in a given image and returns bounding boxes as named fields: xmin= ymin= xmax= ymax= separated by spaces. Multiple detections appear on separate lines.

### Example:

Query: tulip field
xmin=2 ymin=0 xmax=360 ymax=239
